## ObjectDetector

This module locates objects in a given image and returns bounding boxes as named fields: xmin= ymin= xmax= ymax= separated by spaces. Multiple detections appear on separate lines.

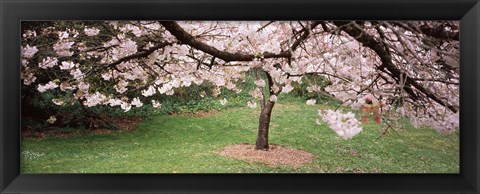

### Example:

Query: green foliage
xmin=288 ymin=74 xmax=331 ymax=100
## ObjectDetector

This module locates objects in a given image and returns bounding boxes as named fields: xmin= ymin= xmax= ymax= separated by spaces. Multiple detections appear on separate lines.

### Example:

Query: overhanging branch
xmin=333 ymin=21 xmax=458 ymax=112
xmin=160 ymin=21 xmax=294 ymax=62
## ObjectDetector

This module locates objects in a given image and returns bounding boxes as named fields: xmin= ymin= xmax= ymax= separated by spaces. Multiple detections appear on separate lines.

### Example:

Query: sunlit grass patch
xmin=21 ymin=100 xmax=459 ymax=173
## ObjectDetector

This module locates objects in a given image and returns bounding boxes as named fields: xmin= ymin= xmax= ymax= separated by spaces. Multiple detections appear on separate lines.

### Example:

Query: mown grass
xmin=21 ymin=98 xmax=459 ymax=173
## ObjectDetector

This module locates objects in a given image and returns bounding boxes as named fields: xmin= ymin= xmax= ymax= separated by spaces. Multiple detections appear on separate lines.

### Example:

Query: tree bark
xmin=256 ymin=101 xmax=275 ymax=150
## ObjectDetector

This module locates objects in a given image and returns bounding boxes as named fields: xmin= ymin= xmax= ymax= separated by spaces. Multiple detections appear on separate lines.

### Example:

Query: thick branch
xmin=160 ymin=21 xmax=292 ymax=62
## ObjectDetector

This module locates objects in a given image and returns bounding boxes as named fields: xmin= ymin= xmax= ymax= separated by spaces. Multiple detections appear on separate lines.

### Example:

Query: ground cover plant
xmin=21 ymin=21 xmax=459 ymax=173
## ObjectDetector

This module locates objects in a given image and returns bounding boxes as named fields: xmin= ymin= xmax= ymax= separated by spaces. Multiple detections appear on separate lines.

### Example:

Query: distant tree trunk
xmin=256 ymin=101 xmax=275 ymax=150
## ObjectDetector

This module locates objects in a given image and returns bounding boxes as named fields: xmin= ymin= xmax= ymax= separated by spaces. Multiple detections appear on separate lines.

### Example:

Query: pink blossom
xmin=111 ymin=39 xmax=137 ymax=60
xmin=84 ymin=92 xmax=107 ymax=107
xmin=39 ymin=57 xmax=58 ymax=69
xmin=21 ymin=45 xmax=38 ymax=58
xmin=53 ymin=40 xmax=74 ymax=57
xmin=60 ymin=61 xmax=75 ymax=70
xmin=115 ymin=80 xmax=128 ymax=93
xmin=307 ymin=85 xmax=322 ymax=93
xmin=269 ymin=95 xmax=277 ymax=102
xmin=249 ymin=88 xmax=263 ymax=99
xmin=70 ymin=69 xmax=84 ymax=80
xmin=57 ymin=31 xmax=69 ymax=40
xmin=281 ymin=84 xmax=294 ymax=93
xmin=77 ymin=82 xmax=90 ymax=91
xmin=254 ymin=79 xmax=266 ymax=87
xmin=84 ymin=27 xmax=100 ymax=36
xmin=101 ymin=72 xmax=112 ymax=81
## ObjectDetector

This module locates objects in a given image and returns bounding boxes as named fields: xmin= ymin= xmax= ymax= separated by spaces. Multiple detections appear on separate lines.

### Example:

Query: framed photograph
xmin=1 ymin=0 xmax=479 ymax=193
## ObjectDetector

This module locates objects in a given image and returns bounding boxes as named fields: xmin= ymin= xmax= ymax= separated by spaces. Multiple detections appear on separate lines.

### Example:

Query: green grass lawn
xmin=21 ymin=99 xmax=459 ymax=173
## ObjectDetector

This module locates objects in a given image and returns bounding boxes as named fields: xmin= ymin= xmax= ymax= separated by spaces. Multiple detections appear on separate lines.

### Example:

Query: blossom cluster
xmin=84 ymin=27 xmax=100 ymax=36
xmin=21 ymin=45 xmax=38 ymax=59
xmin=306 ymin=99 xmax=316 ymax=106
xmin=317 ymin=109 xmax=363 ymax=139
xmin=37 ymin=81 xmax=59 ymax=93
xmin=247 ymin=101 xmax=257 ymax=109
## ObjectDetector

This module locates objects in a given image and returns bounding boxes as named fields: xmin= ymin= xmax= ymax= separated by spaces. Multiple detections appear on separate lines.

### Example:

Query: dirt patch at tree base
xmin=218 ymin=143 xmax=315 ymax=168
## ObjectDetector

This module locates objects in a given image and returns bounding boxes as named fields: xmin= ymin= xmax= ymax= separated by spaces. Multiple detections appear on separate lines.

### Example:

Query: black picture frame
xmin=1 ymin=0 xmax=479 ymax=193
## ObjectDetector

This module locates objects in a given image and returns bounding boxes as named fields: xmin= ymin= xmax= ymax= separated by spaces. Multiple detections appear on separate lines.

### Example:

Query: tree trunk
xmin=255 ymin=101 xmax=275 ymax=150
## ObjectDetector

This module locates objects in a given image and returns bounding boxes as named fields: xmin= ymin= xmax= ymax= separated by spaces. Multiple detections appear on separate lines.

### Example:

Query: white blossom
xmin=306 ymin=99 xmax=316 ymax=106
xmin=281 ymin=84 xmax=294 ymax=93
xmin=152 ymin=100 xmax=162 ymax=109
xmin=37 ymin=81 xmax=58 ymax=92
xmin=247 ymin=101 xmax=257 ymax=109
xmin=141 ymin=86 xmax=156 ymax=97
xmin=220 ymin=98 xmax=228 ymax=106
xmin=108 ymin=98 xmax=123 ymax=107
xmin=52 ymin=99 xmax=64 ymax=106
xmin=131 ymin=97 xmax=143 ymax=107
xmin=115 ymin=80 xmax=128 ymax=93
xmin=121 ymin=102 xmax=132 ymax=112
xmin=318 ymin=109 xmax=363 ymax=139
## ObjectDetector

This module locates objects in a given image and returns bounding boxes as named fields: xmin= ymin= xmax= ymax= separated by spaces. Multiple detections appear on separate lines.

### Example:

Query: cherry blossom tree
xmin=21 ymin=21 xmax=459 ymax=150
